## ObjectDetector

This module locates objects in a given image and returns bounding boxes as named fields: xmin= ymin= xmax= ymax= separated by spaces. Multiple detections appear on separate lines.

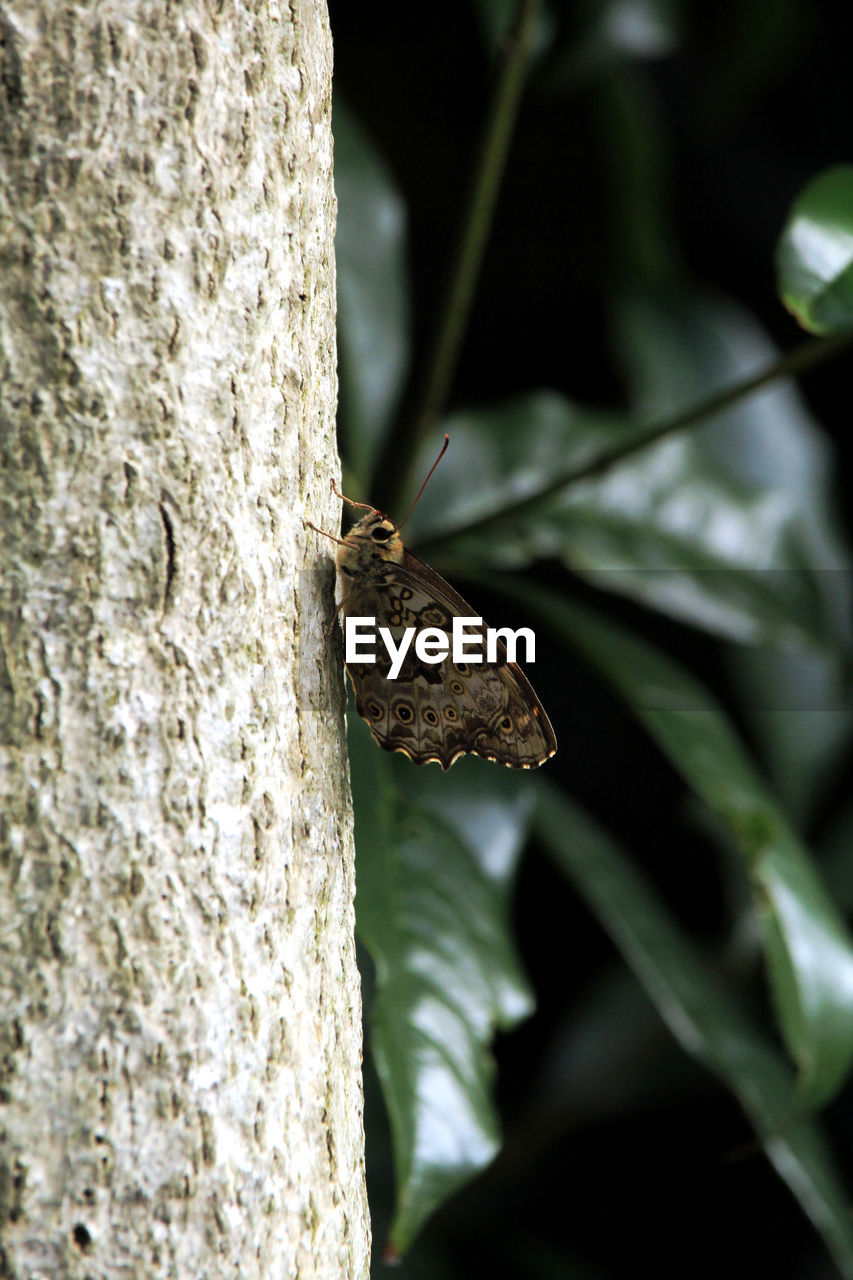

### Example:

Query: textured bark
xmin=0 ymin=1 xmax=369 ymax=1276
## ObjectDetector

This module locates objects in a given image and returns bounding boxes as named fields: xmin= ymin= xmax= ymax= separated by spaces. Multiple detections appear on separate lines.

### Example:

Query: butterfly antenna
xmin=395 ymin=434 xmax=450 ymax=533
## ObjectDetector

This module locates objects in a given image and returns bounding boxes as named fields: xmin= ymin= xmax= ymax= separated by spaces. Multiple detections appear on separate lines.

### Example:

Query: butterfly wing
xmin=343 ymin=550 xmax=557 ymax=770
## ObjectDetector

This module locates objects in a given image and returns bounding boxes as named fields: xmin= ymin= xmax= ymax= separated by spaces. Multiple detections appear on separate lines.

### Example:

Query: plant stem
xmin=415 ymin=329 xmax=853 ymax=552
xmin=373 ymin=0 xmax=541 ymax=510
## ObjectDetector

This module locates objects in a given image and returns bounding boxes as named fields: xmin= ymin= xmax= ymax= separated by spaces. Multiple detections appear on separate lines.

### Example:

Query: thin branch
xmin=414 ymin=329 xmax=853 ymax=552
xmin=372 ymin=0 xmax=541 ymax=509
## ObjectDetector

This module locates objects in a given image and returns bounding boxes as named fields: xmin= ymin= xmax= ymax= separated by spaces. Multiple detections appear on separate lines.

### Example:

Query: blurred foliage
xmin=327 ymin=0 xmax=853 ymax=1275
xmin=351 ymin=708 xmax=535 ymax=1253
xmin=777 ymin=166 xmax=853 ymax=336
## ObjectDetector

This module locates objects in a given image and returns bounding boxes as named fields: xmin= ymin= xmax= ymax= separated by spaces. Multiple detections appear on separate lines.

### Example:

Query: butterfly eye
xmin=450 ymin=681 xmax=464 ymax=696
xmin=371 ymin=524 xmax=393 ymax=542
xmin=444 ymin=707 xmax=458 ymax=722
xmin=499 ymin=716 xmax=512 ymax=733
xmin=424 ymin=708 xmax=438 ymax=726
xmin=367 ymin=702 xmax=383 ymax=720
xmin=394 ymin=702 xmax=414 ymax=724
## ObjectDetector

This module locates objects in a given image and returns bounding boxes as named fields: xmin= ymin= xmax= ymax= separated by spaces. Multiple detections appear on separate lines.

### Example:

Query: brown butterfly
xmin=307 ymin=438 xmax=557 ymax=770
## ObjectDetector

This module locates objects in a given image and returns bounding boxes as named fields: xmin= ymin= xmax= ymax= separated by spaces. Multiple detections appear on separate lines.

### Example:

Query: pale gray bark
xmin=0 ymin=1 xmax=369 ymax=1276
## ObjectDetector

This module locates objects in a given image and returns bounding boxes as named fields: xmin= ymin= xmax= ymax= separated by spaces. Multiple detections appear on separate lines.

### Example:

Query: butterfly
xmin=307 ymin=438 xmax=557 ymax=770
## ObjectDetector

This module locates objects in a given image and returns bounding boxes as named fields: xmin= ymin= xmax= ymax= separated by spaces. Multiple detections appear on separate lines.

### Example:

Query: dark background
xmin=328 ymin=3 xmax=853 ymax=1276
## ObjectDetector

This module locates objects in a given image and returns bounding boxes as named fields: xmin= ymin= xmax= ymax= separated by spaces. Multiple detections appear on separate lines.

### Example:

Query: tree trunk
xmin=0 ymin=2 xmax=369 ymax=1276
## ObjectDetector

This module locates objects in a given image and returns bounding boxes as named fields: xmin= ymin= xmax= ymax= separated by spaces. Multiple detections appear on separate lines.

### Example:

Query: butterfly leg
xmin=330 ymin=476 xmax=376 ymax=514
xmin=303 ymin=517 xmax=349 ymax=548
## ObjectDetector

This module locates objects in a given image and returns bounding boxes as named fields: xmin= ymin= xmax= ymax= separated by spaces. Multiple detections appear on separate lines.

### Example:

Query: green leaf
xmin=610 ymin=289 xmax=852 ymax=641
xmin=586 ymin=0 xmax=681 ymax=59
xmin=408 ymin=391 xmax=625 ymax=548
xmin=350 ymin=705 xmax=535 ymax=1256
xmin=407 ymin=354 xmax=845 ymax=651
xmin=777 ymin=166 xmax=853 ymax=335
xmin=534 ymin=783 xmax=853 ymax=1280
xmin=333 ymin=97 xmax=410 ymax=484
xmin=508 ymin=582 xmax=853 ymax=1109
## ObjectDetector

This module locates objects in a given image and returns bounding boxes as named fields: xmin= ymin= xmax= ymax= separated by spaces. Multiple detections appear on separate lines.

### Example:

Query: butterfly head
xmin=337 ymin=509 xmax=405 ymax=578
